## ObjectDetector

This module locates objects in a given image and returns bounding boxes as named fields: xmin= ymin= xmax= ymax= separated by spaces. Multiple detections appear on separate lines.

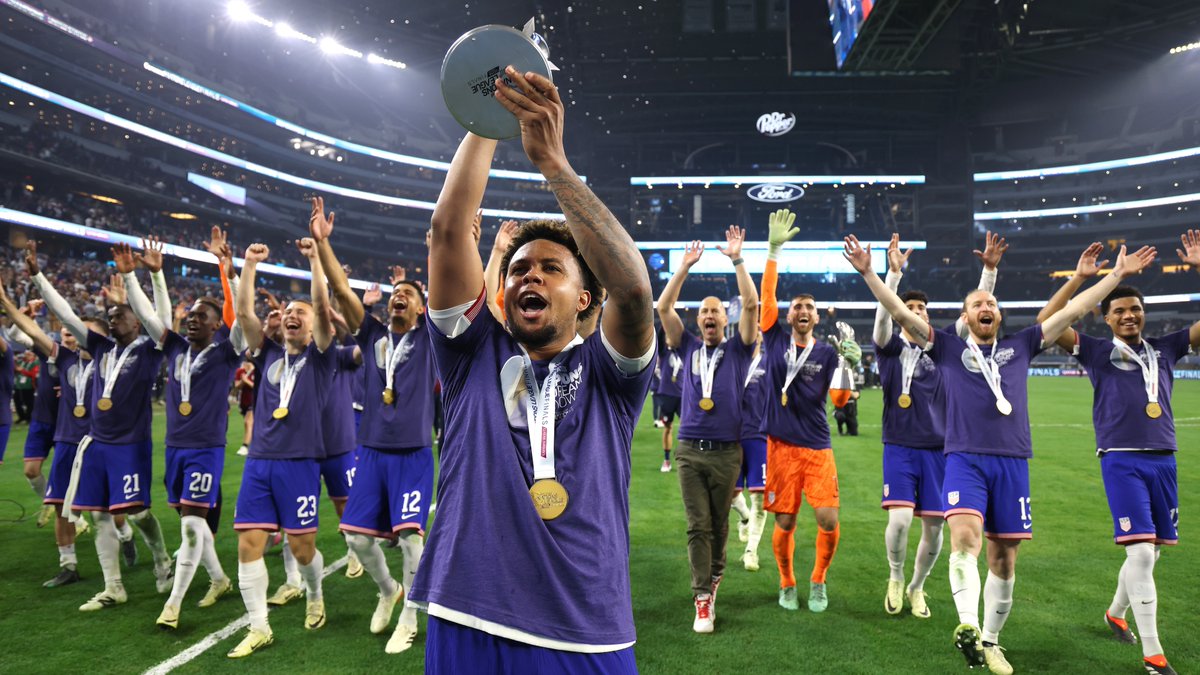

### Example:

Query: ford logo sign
xmin=747 ymin=183 xmax=805 ymax=203
xmin=756 ymin=112 xmax=795 ymax=137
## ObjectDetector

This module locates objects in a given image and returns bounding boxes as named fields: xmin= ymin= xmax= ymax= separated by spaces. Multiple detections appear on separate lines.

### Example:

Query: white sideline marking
xmin=142 ymin=556 xmax=348 ymax=675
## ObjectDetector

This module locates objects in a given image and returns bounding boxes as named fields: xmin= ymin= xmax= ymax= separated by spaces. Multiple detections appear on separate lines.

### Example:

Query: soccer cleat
xmin=692 ymin=595 xmax=714 ymax=633
xmin=79 ymin=585 xmax=127 ymax=611
xmin=1105 ymin=611 xmax=1138 ymax=644
xmin=808 ymin=582 xmax=828 ymax=613
xmin=953 ymin=624 xmax=987 ymax=668
xmin=737 ymin=519 xmax=749 ymax=543
xmin=120 ymin=538 xmax=138 ymax=567
xmin=907 ymin=588 xmax=931 ymax=619
xmin=743 ymin=549 xmax=759 ymax=572
xmin=198 ymin=577 xmax=233 ymax=608
xmin=885 ymin=579 xmax=904 ymax=615
xmin=37 ymin=504 xmax=55 ymax=528
xmin=370 ymin=584 xmax=405 ymax=634
xmin=154 ymin=560 xmax=175 ymax=594
xmin=156 ymin=603 xmax=180 ymax=630
xmin=385 ymin=623 xmax=418 ymax=654
xmin=983 ymin=643 xmax=1013 ymax=675
xmin=1144 ymin=655 xmax=1177 ymax=675
xmin=346 ymin=555 xmax=364 ymax=579
xmin=43 ymin=567 xmax=81 ymax=588
xmin=778 ymin=586 xmax=799 ymax=611
xmin=304 ymin=597 xmax=326 ymax=630
xmin=73 ymin=517 xmax=91 ymax=537
xmin=653 ymin=419 xmax=664 ymax=428
xmin=266 ymin=583 xmax=304 ymax=606
xmin=226 ymin=629 xmax=273 ymax=658
xmin=236 ymin=445 xmax=249 ymax=457
xmin=660 ymin=460 xmax=671 ymax=473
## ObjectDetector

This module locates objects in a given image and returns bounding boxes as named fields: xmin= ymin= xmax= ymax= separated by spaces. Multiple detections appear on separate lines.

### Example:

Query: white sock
xmin=730 ymin=491 xmax=751 ymax=522
xmin=298 ymin=549 xmax=324 ymax=601
xmin=948 ymin=550 xmax=980 ymax=627
xmin=346 ymin=533 xmax=397 ymax=596
xmin=198 ymin=526 xmax=227 ymax=582
xmin=1124 ymin=543 xmax=1162 ymax=657
xmin=128 ymin=510 xmax=171 ymax=566
xmin=281 ymin=536 xmax=301 ymax=587
xmin=167 ymin=516 xmax=205 ymax=606
xmin=93 ymin=512 xmax=123 ymax=589
xmin=1108 ymin=558 xmax=1131 ymax=620
xmin=59 ymin=544 xmax=77 ymax=569
xmin=29 ymin=473 xmax=48 ymax=498
xmin=885 ymin=508 xmax=913 ymax=582
xmin=909 ymin=517 xmax=944 ymax=593
xmin=397 ymin=535 xmax=424 ymax=626
xmin=238 ymin=558 xmax=270 ymax=634
xmin=115 ymin=519 xmax=134 ymax=543
xmin=981 ymin=571 xmax=1015 ymax=644
xmin=746 ymin=493 xmax=767 ymax=553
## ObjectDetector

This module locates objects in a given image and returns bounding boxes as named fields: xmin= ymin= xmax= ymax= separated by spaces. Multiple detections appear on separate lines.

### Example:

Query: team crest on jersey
xmin=373 ymin=334 xmax=413 ymax=371
xmin=883 ymin=484 xmax=890 ymax=498
xmin=266 ymin=356 xmax=306 ymax=386
xmin=947 ymin=491 xmax=960 ymax=506
xmin=959 ymin=346 xmax=1015 ymax=372
xmin=1109 ymin=345 xmax=1162 ymax=372
xmin=46 ymin=361 xmax=59 ymax=378
xmin=499 ymin=355 xmax=584 ymax=430
xmin=800 ymin=361 xmax=824 ymax=382
xmin=745 ymin=365 xmax=766 ymax=387
xmin=767 ymin=491 xmax=776 ymax=504
xmin=98 ymin=351 xmax=139 ymax=378
xmin=1119 ymin=517 xmax=1132 ymax=532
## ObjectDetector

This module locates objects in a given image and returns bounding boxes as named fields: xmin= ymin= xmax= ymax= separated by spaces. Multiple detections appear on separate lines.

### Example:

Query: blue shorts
xmin=164 ymin=446 xmax=225 ymax=509
xmin=234 ymin=457 xmax=322 ymax=535
xmin=340 ymin=446 xmax=434 ymax=538
xmin=1100 ymin=451 xmax=1179 ymax=546
xmin=24 ymin=420 xmax=56 ymax=460
xmin=0 ymin=424 xmax=10 ymax=463
xmin=943 ymin=452 xmax=1032 ymax=540
xmin=737 ymin=438 xmax=767 ymax=491
xmin=320 ymin=450 xmax=357 ymax=502
xmin=44 ymin=441 xmax=79 ymax=504
xmin=425 ymin=616 xmax=638 ymax=675
xmin=73 ymin=439 xmax=154 ymax=511
xmin=654 ymin=394 xmax=681 ymax=425
xmin=882 ymin=443 xmax=946 ymax=516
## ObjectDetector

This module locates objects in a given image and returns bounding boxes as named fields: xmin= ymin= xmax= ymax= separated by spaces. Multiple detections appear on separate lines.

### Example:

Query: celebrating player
xmin=414 ymin=66 xmax=654 ymax=672
xmin=733 ymin=336 xmax=769 ymax=572
xmin=5 ymin=301 xmax=59 ymax=527
xmin=845 ymin=234 xmax=1156 ymax=674
xmin=656 ymin=227 xmax=759 ymax=633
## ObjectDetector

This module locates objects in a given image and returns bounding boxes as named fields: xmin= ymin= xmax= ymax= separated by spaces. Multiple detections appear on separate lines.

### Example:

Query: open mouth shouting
xmin=517 ymin=290 xmax=549 ymax=321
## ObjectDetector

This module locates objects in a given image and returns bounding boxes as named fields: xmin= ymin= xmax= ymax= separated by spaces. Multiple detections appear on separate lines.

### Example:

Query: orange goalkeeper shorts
xmin=764 ymin=436 xmax=839 ymax=514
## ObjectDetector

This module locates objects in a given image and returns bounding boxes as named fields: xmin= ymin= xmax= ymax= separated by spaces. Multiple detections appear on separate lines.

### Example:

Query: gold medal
xmin=179 ymin=401 xmax=193 ymax=416
xmin=272 ymin=407 xmax=289 ymax=420
xmin=73 ymin=405 xmax=86 ymax=418
xmin=698 ymin=397 xmax=715 ymax=411
xmin=529 ymin=479 xmax=569 ymax=520
xmin=898 ymin=394 xmax=912 ymax=409
xmin=1146 ymin=402 xmax=1163 ymax=419
xmin=97 ymin=398 xmax=113 ymax=411
xmin=382 ymin=388 xmax=396 ymax=405
xmin=781 ymin=392 xmax=788 ymax=407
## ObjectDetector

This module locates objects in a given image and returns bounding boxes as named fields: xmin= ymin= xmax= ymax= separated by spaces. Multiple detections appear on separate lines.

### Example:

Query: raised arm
xmin=844 ymin=235 xmax=930 ymax=347
xmin=1041 ymin=245 xmax=1157 ymax=344
xmin=716 ymin=225 xmax=758 ymax=345
xmin=297 ymin=237 xmax=333 ymax=352
xmin=656 ymin=241 xmax=703 ymax=348
xmin=429 ymin=134 xmax=494 ymax=310
xmin=1033 ymin=242 xmax=1109 ymax=350
xmin=495 ymin=68 xmax=653 ymax=358
xmin=308 ymin=196 xmax=364 ymax=333
xmin=112 ymin=243 xmax=167 ymax=343
xmin=25 ymin=241 xmax=87 ymax=344
xmin=0 ymin=286 xmax=55 ymax=356
xmin=955 ymin=231 xmax=1008 ymax=338
xmin=136 ymin=236 xmax=172 ymax=328
xmin=484 ymin=219 xmax=519 ymax=324
xmin=236 ymin=244 xmax=269 ymax=353
xmin=1175 ymin=228 xmax=1200 ymax=347
xmin=874 ymin=233 xmax=910 ymax=346
xmin=760 ymin=209 xmax=798 ymax=332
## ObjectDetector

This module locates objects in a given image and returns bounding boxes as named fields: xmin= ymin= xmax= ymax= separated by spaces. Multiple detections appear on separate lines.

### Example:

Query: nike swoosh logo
xmin=401 ymin=512 xmax=420 ymax=519
xmin=1141 ymin=600 xmax=1155 ymax=605
xmin=1023 ymin=522 xmax=1032 ymax=530
xmin=953 ymin=589 xmax=967 ymax=596
xmin=994 ymin=609 xmax=1010 ymax=615
xmin=299 ymin=518 xmax=315 ymax=526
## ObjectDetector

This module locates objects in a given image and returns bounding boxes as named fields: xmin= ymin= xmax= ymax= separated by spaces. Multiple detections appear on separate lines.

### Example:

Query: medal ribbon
xmin=1112 ymin=338 xmax=1159 ymax=405
xmin=781 ymin=339 xmax=815 ymax=401
xmin=100 ymin=337 xmax=147 ymax=401
xmin=522 ymin=335 xmax=584 ymax=482
xmin=179 ymin=343 xmax=217 ymax=405
xmin=383 ymin=329 xmax=414 ymax=394
xmin=965 ymin=338 xmax=1009 ymax=409
xmin=74 ymin=358 xmax=95 ymax=409
xmin=669 ymin=352 xmax=682 ymax=381
xmin=697 ymin=340 xmax=725 ymax=401
xmin=899 ymin=338 xmax=922 ymax=398
xmin=744 ymin=351 xmax=762 ymax=389
xmin=277 ymin=351 xmax=307 ymax=412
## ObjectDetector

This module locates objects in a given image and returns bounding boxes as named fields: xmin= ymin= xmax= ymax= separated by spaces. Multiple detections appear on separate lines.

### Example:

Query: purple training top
xmin=32 ymin=352 xmax=60 ymax=425
xmin=0 ymin=347 xmax=12 ymax=427
xmin=249 ymin=338 xmax=336 ymax=460
xmin=86 ymin=330 xmax=165 ymax=444
xmin=354 ymin=314 xmax=435 ymax=451
xmin=760 ymin=323 xmax=839 ymax=449
xmin=162 ymin=331 xmax=241 ymax=449
xmin=655 ymin=346 xmax=683 ymax=398
xmin=740 ymin=348 xmax=768 ymax=442
xmin=52 ymin=347 xmax=93 ymax=445
xmin=876 ymin=333 xmax=945 ymax=449
xmin=320 ymin=345 xmax=361 ymax=458
xmin=676 ymin=330 xmax=754 ymax=443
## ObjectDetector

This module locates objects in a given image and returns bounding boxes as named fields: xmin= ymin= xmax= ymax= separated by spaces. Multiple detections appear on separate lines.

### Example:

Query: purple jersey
xmin=249 ymin=339 xmax=336 ymax=460
xmin=32 ymin=352 xmax=60 ymax=425
xmin=354 ymin=315 xmax=435 ymax=451
xmin=740 ymin=351 xmax=768 ymax=442
xmin=51 ymin=347 xmax=93 ymax=445
xmin=876 ymin=334 xmax=945 ymax=449
xmin=320 ymin=345 xmax=360 ymax=458
xmin=760 ymin=325 xmax=839 ymax=449
xmin=927 ymin=325 xmax=1044 ymax=459
xmin=676 ymin=331 xmax=754 ymax=443
xmin=86 ymin=330 xmax=164 ymax=444
xmin=654 ymin=347 xmax=683 ymax=397
xmin=1076 ymin=329 xmax=1192 ymax=452
xmin=414 ymin=302 xmax=653 ymax=649
xmin=162 ymin=332 xmax=241 ymax=449
xmin=0 ymin=346 xmax=12 ymax=426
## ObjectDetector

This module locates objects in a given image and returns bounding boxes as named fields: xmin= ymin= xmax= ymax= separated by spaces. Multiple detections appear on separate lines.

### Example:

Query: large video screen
xmin=828 ymin=0 xmax=875 ymax=68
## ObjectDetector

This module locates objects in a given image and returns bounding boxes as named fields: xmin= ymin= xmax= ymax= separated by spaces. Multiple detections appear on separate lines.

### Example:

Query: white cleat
xmin=156 ymin=603 xmax=180 ymax=630
xmin=385 ymin=623 xmax=419 ymax=654
xmin=907 ymin=588 xmax=931 ymax=619
xmin=660 ymin=460 xmax=671 ymax=473
xmin=236 ymin=445 xmax=249 ymax=457
xmin=983 ymin=644 xmax=1013 ymax=675
xmin=154 ymin=560 xmax=175 ymax=594
xmin=345 ymin=555 xmax=364 ymax=579
xmin=692 ymin=595 xmax=714 ymax=633
xmin=743 ymin=549 xmax=760 ymax=572
xmin=885 ymin=579 xmax=904 ymax=615
xmin=198 ymin=577 xmax=233 ymax=608
xmin=80 ymin=585 xmax=127 ymax=611
xmin=370 ymin=583 xmax=404 ymax=634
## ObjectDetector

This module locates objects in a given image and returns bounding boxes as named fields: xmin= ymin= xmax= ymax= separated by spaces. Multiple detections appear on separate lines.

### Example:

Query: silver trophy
xmin=830 ymin=321 xmax=857 ymax=407
xmin=440 ymin=19 xmax=555 ymax=140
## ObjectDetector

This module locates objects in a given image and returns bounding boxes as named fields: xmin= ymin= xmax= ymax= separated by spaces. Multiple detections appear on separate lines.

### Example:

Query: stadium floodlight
xmin=1169 ymin=40 xmax=1199 ymax=54
xmin=275 ymin=22 xmax=316 ymax=44
xmin=227 ymin=0 xmax=251 ymax=21
xmin=367 ymin=53 xmax=407 ymax=69
xmin=319 ymin=36 xmax=362 ymax=58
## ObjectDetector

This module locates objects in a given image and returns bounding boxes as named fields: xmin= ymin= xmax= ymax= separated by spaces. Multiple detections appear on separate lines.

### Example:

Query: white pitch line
xmin=142 ymin=555 xmax=348 ymax=675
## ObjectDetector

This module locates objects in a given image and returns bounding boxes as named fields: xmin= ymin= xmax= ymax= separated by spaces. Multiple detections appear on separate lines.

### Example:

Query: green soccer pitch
xmin=0 ymin=378 xmax=1195 ymax=674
